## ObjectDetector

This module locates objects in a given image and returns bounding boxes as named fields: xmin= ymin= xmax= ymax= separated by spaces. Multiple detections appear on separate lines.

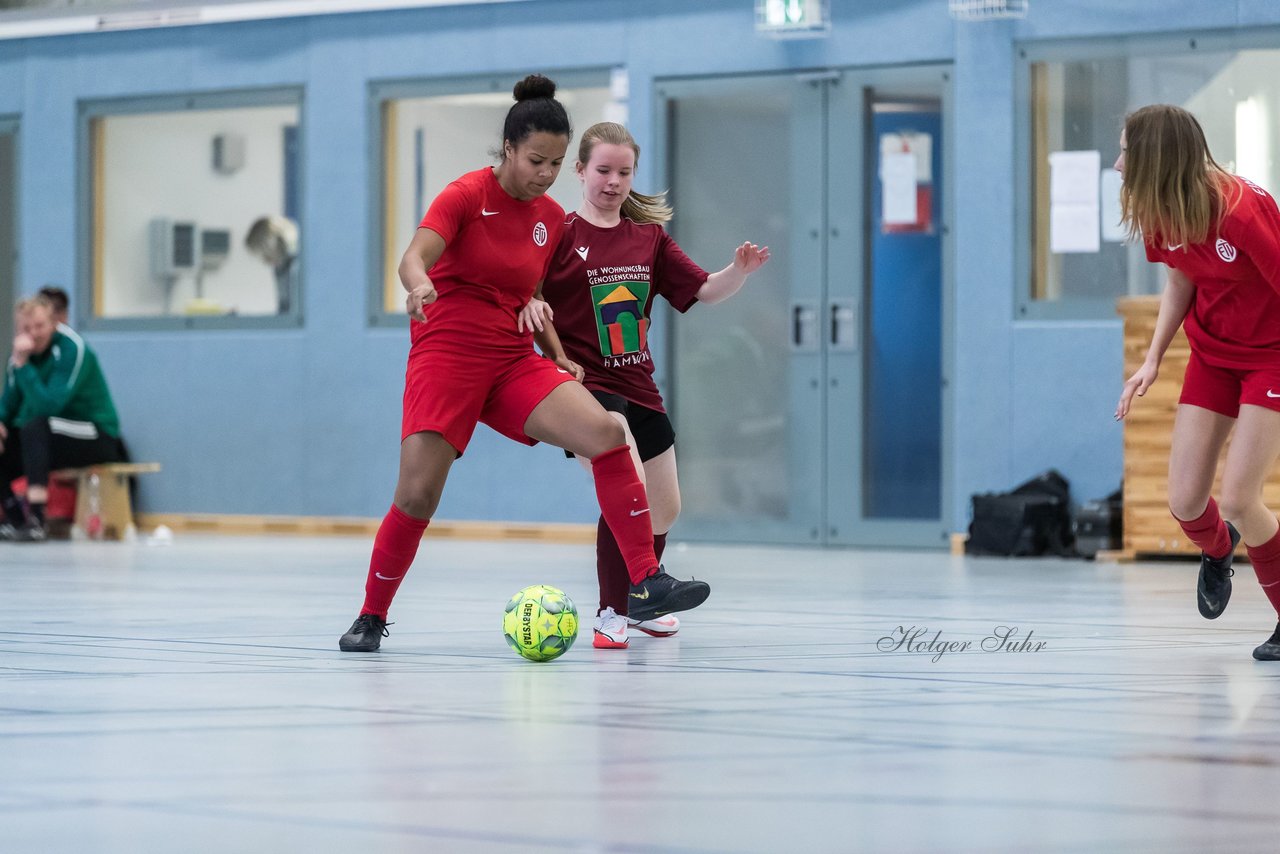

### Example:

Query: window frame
xmin=1014 ymin=29 xmax=1273 ymax=320
xmin=76 ymin=86 xmax=306 ymax=331
xmin=366 ymin=68 xmax=613 ymax=329
xmin=0 ymin=114 xmax=19 ymax=359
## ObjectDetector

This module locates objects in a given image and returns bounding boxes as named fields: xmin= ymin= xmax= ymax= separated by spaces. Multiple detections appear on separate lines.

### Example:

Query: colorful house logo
xmin=592 ymin=281 xmax=650 ymax=356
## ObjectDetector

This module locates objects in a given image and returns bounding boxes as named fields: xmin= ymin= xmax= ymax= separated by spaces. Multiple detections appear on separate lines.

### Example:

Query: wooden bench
xmin=52 ymin=463 xmax=162 ymax=541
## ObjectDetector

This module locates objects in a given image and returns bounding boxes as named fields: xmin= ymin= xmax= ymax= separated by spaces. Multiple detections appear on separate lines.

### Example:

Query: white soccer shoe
xmin=626 ymin=613 xmax=680 ymax=637
xmin=593 ymin=606 xmax=629 ymax=649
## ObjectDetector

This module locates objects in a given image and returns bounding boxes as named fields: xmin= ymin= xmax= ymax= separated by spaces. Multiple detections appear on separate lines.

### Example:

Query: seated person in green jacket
xmin=0 ymin=296 xmax=122 ymax=541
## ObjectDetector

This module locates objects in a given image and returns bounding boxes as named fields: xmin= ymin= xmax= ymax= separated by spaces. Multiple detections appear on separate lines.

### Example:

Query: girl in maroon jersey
xmin=340 ymin=80 xmax=709 ymax=652
xmin=519 ymin=122 xmax=768 ymax=649
xmin=1115 ymin=104 xmax=1280 ymax=660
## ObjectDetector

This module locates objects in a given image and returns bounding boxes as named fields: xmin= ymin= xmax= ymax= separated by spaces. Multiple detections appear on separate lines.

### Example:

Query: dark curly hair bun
xmin=513 ymin=74 xmax=557 ymax=102
xmin=501 ymin=73 xmax=571 ymax=147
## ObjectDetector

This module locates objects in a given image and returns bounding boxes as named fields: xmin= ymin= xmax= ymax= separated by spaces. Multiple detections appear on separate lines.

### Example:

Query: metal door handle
xmin=830 ymin=301 xmax=857 ymax=351
xmin=792 ymin=303 xmax=817 ymax=351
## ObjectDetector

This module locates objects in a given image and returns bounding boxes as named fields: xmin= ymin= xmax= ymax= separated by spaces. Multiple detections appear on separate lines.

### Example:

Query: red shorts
xmin=401 ymin=344 xmax=576 ymax=454
xmin=1179 ymin=350 xmax=1280 ymax=417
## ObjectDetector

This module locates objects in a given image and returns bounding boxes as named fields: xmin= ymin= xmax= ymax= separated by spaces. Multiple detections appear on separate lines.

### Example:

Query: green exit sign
xmin=756 ymin=0 xmax=830 ymax=37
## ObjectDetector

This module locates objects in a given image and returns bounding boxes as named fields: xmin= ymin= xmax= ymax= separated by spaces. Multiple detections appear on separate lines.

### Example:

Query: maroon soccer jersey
xmin=415 ymin=167 xmax=564 ymax=353
xmin=1146 ymin=176 xmax=1280 ymax=369
xmin=541 ymin=215 xmax=707 ymax=411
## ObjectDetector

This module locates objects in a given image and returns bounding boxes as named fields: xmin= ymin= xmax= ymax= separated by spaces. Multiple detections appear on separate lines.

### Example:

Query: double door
xmin=656 ymin=67 xmax=951 ymax=547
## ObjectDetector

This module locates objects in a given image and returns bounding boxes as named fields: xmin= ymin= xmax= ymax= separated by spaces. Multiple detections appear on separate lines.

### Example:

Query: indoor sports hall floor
xmin=2 ymin=535 xmax=1279 ymax=853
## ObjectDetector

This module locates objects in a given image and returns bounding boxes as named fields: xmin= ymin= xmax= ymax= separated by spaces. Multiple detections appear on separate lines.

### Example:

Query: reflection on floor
xmin=2 ymin=535 xmax=1279 ymax=853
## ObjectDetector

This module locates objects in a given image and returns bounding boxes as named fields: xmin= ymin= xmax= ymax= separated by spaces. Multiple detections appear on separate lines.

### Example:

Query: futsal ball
xmin=502 ymin=584 xmax=579 ymax=662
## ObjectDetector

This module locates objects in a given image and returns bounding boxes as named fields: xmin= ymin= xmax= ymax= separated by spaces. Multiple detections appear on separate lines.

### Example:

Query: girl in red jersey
xmin=340 ymin=79 xmax=709 ymax=652
xmin=519 ymin=122 xmax=768 ymax=649
xmin=1114 ymin=104 xmax=1280 ymax=660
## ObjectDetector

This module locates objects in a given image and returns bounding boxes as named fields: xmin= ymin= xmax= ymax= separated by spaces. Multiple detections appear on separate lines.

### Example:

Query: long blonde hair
xmin=1119 ymin=104 xmax=1239 ymax=248
xmin=577 ymin=122 xmax=673 ymax=224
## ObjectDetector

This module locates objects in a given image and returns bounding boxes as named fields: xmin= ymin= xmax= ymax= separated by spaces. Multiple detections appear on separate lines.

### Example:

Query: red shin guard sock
xmin=595 ymin=515 xmax=631 ymax=616
xmin=591 ymin=445 xmax=659 ymax=585
xmin=1247 ymin=524 xmax=1280 ymax=618
xmin=361 ymin=504 xmax=430 ymax=619
xmin=1174 ymin=497 xmax=1233 ymax=559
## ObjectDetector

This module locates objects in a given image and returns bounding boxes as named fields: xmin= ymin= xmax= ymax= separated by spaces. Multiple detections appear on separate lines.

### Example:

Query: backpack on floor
xmin=966 ymin=470 xmax=1076 ymax=557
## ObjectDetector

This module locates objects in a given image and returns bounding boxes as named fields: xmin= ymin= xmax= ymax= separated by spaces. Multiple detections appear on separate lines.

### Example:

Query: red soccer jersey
xmin=541 ymin=214 xmax=708 ymax=411
xmin=415 ymin=167 xmax=564 ymax=353
xmin=1145 ymin=176 xmax=1280 ymax=369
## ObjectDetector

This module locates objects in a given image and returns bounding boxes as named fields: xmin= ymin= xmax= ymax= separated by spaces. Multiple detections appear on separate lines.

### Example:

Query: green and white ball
xmin=502 ymin=584 xmax=579 ymax=662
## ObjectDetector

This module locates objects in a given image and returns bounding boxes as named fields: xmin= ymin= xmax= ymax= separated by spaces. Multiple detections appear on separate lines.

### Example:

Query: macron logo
xmin=575 ymin=246 xmax=589 ymax=262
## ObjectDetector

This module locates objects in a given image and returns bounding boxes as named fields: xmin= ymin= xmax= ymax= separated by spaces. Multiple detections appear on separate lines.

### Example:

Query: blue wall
xmin=0 ymin=0 xmax=1272 ymax=532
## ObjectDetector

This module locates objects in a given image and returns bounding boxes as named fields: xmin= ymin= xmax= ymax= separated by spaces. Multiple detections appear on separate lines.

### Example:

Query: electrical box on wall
xmin=150 ymin=218 xmax=197 ymax=279
xmin=199 ymin=228 xmax=231 ymax=270
xmin=212 ymin=133 xmax=245 ymax=174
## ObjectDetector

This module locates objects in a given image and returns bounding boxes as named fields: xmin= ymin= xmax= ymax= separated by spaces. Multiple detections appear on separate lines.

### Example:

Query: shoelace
xmin=596 ymin=608 xmax=625 ymax=634
xmin=355 ymin=615 xmax=392 ymax=638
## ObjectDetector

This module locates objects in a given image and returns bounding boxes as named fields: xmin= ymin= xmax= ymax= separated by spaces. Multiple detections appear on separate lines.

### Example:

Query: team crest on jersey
xmin=1216 ymin=238 xmax=1237 ymax=262
xmin=532 ymin=222 xmax=548 ymax=246
xmin=592 ymin=281 xmax=651 ymax=358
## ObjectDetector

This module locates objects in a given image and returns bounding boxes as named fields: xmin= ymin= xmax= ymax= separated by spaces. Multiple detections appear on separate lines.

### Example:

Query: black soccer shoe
xmin=339 ymin=614 xmax=390 ymax=652
xmin=1252 ymin=623 xmax=1280 ymax=661
xmin=1197 ymin=522 xmax=1241 ymax=620
xmin=0 ymin=519 xmax=45 ymax=543
xmin=628 ymin=566 xmax=710 ymax=621
xmin=19 ymin=519 xmax=46 ymax=543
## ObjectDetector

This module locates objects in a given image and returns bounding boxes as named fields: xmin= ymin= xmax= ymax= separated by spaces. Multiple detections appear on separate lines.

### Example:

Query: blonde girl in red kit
xmin=520 ymin=122 xmax=768 ymax=649
xmin=1115 ymin=104 xmax=1280 ymax=660
xmin=340 ymin=78 xmax=709 ymax=652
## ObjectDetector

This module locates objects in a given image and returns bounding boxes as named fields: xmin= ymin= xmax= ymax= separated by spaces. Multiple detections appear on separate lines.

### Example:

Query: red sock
xmin=360 ymin=504 xmax=430 ymax=619
xmin=591 ymin=445 xmax=659 ymax=585
xmin=595 ymin=515 xmax=630 ymax=616
xmin=1174 ymin=498 xmax=1233 ymax=559
xmin=1247 ymin=524 xmax=1280 ymax=618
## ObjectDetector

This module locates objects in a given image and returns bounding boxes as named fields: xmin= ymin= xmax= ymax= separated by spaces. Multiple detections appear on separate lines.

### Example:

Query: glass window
xmin=372 ymin=73 xmax=614 ymax=323
xmin=81 ymin=89 xmax=303 ymax=328
xmin=1021 ymin=39 xmax=1280 ymax=317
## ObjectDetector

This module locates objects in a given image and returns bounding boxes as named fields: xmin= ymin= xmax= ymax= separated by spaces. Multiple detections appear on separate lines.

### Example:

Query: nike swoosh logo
xmin=374 ymin=573 xmax=403 ymax=581
xmin=556 ymin=369 xmax=570 ymax=374
xmin=481 ymin=209 xmax=499 ymax=216
xmin=630 ymin=589 xmax=650 ymax=600
xmin=630 ymin=508 xmax=649 ymax=516
xmin=1268 ymin=390 xmax=1280 ymax=398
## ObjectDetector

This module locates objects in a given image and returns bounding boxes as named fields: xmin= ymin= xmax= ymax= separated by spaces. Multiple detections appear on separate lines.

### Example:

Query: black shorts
xmin=567 ymin=390 xmax=676 ymax=463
